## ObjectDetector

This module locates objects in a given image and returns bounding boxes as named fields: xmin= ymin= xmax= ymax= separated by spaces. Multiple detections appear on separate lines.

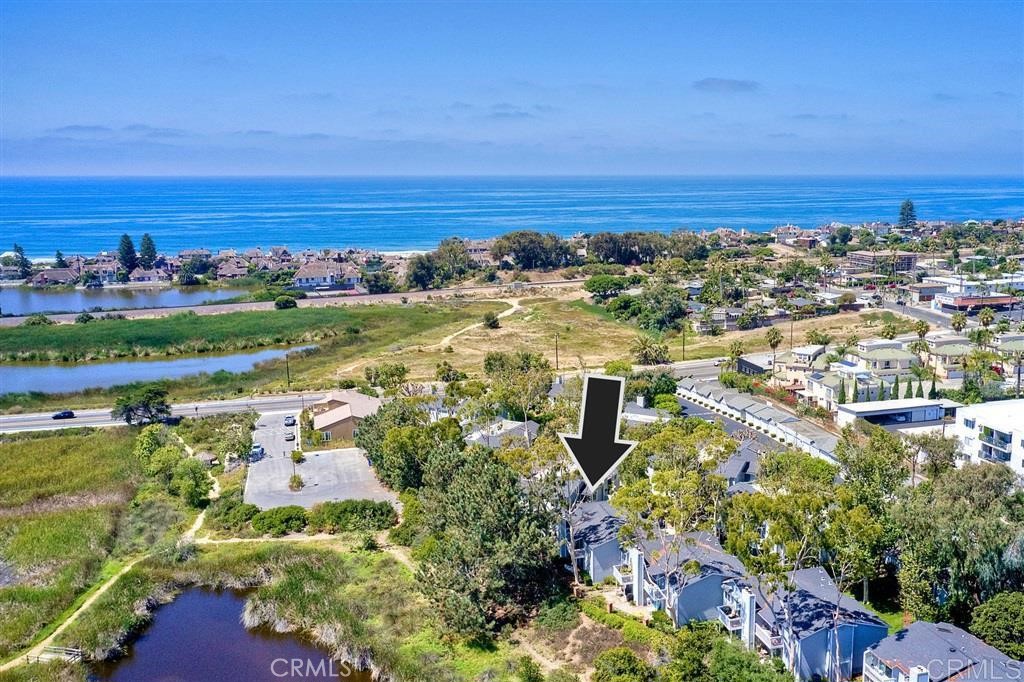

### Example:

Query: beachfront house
xmin=292 ymin=261 xmax=362 ymax=289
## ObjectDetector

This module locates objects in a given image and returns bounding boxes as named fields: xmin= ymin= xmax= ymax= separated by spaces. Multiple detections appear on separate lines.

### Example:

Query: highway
xmin=0 ymin=393 xmax=326 ymax=433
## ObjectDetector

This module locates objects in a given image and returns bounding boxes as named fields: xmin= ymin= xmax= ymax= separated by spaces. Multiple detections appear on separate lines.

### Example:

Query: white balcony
xmin=717 ymin=605 xmax=742 ymax=631
xmin=755 ymin=624 xmax=782 ymax=651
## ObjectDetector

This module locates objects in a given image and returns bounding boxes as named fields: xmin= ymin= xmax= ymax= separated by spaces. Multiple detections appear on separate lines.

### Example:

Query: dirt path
xmin=0 ymin=557 xmax=145 ymax=672
xmin=338 ymin=297 xmax=523 ymax=374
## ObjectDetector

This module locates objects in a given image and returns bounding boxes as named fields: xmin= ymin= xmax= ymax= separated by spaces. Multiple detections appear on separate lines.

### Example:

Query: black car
xmin=52 ymin=410 xmax=76 ymax=420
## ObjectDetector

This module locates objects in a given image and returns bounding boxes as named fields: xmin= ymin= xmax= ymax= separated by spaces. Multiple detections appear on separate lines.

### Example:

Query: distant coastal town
xmin=4 ymin=210 xmax=1022 ymax=297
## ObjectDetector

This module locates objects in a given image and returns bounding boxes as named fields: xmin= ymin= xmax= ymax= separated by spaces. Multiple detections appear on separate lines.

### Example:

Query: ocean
xmin=2 ymin=176 xmax=1022 ymax=258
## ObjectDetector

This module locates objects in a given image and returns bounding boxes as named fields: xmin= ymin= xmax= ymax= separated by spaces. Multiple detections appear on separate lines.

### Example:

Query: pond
xmin=0 ymin=285 xmax=249 ymax=316
xmin=0 ymin=346 xmax=310 ymax=395
xmin=90 ymin=588 xmax=371 ymax=681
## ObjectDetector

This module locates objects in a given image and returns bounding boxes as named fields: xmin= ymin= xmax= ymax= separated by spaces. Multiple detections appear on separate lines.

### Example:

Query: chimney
xmin=739 ymin=586 xmax=756 ymax=650
xmin=630 ymin=548 xmax=646 ymax=607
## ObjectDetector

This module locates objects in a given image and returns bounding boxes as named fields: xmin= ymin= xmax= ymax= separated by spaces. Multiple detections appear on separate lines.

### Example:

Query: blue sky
xmin=1 ymin=0 xmax=1021 ymax=176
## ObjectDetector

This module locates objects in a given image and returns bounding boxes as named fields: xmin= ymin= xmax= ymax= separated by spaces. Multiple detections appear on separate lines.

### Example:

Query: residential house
xmin=773 ymin=344 xmax=826 ymax=387
xmin=716 ymin=443 xmax=761 ymax=494
xmin=29 ymin=267 xmax=78 ymax=287
xmin=613 ymin=532 xmax=747 ymax=625
xmin=216 ymin=259 xmax=250 ymax=279
xmin=925 ymin=342 xmax=972 ymax=379
xmin=292 ymin=261 xmax=361 ymax=289
xmin=854 ymin=347 xmax=919 ymax=377
xmin=863 ymin=621 xmax=1021 ymax=682
xmin=310 ymin=390 xmax=383 ymax=443
xmin=465 ymin=418 xmax=539 ymax=448
xmin=128 ymin=267 xmax=171 ymax=283
xmin=956 ymin=399 xmax=1024 ymax=475
xmin=722 ymin=567 xmax=888 ymax=680
xmin=81 ymin=261 xmax=120 ymax=283
xmin=269 ymin=246 xmax=292 ymax=262
xmin=178 ymin=248 xmax=212 ymax=261
xmin=562 ymin=500 xmax=624 ymax=584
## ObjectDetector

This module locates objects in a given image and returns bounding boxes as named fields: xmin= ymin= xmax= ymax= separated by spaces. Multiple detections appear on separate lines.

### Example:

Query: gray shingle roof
xmin=571 ymin=500 xmax=624 ymax=548
xmin=868 ymin=621 xmax=1020 ymax=680
xmin=760 ymin=567 xmax=885 ymax=639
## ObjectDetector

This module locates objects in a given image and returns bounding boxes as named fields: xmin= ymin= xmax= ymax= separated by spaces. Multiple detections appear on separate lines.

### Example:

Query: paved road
xmin=881 ymin=301 xmax=954 ymax=330
xmin=0 ymin=279 xmax=583 ymax=327
xmin=0 ymin=392 xmax=325 ymax=433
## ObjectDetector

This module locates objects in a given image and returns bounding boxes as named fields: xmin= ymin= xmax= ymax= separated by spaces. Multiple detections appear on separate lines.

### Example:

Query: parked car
xmin=713 ymin=359 xmax=723 ymax=367
xmin=283 ymin=415 xmax=296 ymax=427
xmin=284 ymin=431 xmax=296 ymax=441
xmin=249 ymin=443 xmax=265 ymax=459
xmin=51 ymin=410 xmax=75 ymax=420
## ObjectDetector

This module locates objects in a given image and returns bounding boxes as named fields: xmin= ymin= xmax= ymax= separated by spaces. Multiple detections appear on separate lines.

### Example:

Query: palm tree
xmin=951 ymin=312 xmax=968 ymax=335
xmin=727 ymin=340 xmax=745 ymax=371
xmin=879 ymin=321 xmax=899 ymax=340
xmin=765 ymin=326 xmax=784 ymax=379
xmin=1004 ymin=348 xmax=1024 ymax=398
xmin=630 ymin=334 xmax=669 ymax=365
xmin=913 ymin=319 xmax=930 ymax=340
xmin=979 ymin=306 xmax=996 ymax=332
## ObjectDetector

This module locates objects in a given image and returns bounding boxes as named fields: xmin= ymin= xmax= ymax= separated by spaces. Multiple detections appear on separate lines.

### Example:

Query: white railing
xmin=717 ymin=605 xmax=742 ymax=631
xmin=755 ymin=624 xmax=783 ymax=650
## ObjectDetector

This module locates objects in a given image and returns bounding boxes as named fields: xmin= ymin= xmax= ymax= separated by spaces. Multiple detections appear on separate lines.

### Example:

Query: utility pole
xmin=285 ymin=353 xmax=291 ymax=390
xmin=554 ymin=333 xmax=560 ymax=373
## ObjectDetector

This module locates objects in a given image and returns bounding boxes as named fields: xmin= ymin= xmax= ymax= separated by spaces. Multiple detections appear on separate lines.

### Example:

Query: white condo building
xmin=955 ymin=400 xmax=1024 ymax=475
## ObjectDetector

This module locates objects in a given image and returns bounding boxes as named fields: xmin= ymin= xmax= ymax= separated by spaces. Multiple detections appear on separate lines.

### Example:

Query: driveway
xmin=251 ymin=410 xmax=300 ymax=461
xmin=245 ymin=445 xmax=397 ymax=510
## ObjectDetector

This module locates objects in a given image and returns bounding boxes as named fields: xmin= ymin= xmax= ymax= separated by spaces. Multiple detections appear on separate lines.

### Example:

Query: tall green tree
xmin=138 ymin=233 xmax=157 ymax=269
xmin=971 ymin=592 xmax=1024 ymax=659
xmin=117 ymin=233 xmax=138 ymax=272
xmin=111 ymin=383 xmax=171 ymax=425
xmin=898 ymin=199 xmax=917 ymax=230
xmin=418 ymin=445 xmax=555 ymax=640
xmin=54 ymin=250 xmax=68 ymax=268
xmin=12 ymin=244 xmax=31 ymax=279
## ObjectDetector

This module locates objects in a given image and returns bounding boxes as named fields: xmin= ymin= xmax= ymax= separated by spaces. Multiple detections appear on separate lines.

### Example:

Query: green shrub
xmin=535 ymin=596 xmax=580 ymax=632
xmin=305 ymin=499 xmax=397 ymax=534
xmin=206 ymin=488 xmax=259 ymax=533
xmin=483 ymin=311 xmax=500 ymax=328
xmin=389 ymin=491 xmax=424 ymax=546
xmin=274 ymin=295 xmax=297 ymax=309
xmin=251 ymin=505 xmax=307 ymax=536
xmin=546 ymin=670 xmax=580 ymax=682
xmin=592 ymin=647 xmax=654 ymax=682
xmin=515 ymin=656 xmax=544 ymax=682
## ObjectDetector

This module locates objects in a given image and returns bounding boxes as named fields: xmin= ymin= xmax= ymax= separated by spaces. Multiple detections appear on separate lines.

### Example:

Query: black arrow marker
xmin=558 ymin=375 xmax=637 ymax=492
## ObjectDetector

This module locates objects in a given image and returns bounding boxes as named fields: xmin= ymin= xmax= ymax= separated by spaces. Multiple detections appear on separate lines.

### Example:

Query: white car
xmin=713 ymin=359 xmax=723 ymax=367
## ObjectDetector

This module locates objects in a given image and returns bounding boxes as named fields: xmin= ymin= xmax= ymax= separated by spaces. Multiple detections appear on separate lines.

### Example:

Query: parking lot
xmin=244 ymin=411 xmax=397 ymax=509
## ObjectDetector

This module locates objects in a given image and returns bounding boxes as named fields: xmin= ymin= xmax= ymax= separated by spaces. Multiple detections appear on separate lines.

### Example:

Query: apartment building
xmin=956 ymin=399 xmax=1024 ymax=475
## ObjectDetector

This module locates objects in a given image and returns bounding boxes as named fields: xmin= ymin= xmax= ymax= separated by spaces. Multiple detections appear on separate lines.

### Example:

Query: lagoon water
xmin=4 ymin=176 xmax=1023 ymax=257
xmin=0 ymin=285 xmax=248 ymax=316
xmin=90 ymin=588 xmax=370 ymax=682
xmin=0 ymin=346 xmax=302 ymax=395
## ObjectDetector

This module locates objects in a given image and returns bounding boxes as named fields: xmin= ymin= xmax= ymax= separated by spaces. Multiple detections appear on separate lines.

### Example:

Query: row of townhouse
xmin=567 ymin=502 xmax=888 ymax=680
xmin=676 ymin=377 xmax=839 ymax=462
xmin=568 ymin=499 xmax=1021 ymax=681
